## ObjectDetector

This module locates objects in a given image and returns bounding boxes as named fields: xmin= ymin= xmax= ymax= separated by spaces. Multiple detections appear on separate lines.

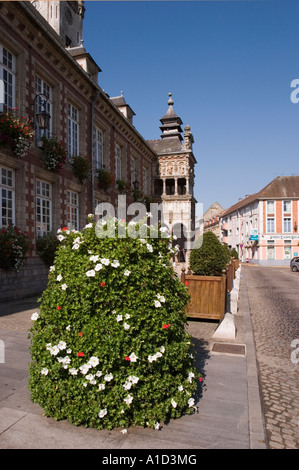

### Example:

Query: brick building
xmin=219 ymin=176 xmax=299 ymax=265
xmin=0 ymin=1 xmax=197 ymax=299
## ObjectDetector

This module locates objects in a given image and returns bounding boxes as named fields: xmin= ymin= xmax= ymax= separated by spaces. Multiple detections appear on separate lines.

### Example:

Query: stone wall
xmin=0 ymin=257 xmax=48 ymax=303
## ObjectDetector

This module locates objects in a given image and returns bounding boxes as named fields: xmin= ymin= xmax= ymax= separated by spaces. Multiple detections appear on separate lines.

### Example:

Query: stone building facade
xmin=0 ymin=1 xmax=197 ymax=299
xmin=148 ymin=93 xmax=197 ymax=268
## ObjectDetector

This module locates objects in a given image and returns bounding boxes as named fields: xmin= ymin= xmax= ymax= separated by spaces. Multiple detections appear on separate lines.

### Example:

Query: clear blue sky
xmin=83 ymin=0 xmax=299 ymax=214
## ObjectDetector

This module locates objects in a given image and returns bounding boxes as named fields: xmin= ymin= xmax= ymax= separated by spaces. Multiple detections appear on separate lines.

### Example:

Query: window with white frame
xmin=284 ymin=217 xmax=291 ymax=233
xmin=115 ymin=144 xmax=122 ymax=181
xmin=95 ymin=127 xmax=104 ymax=170
xmin=67 ymin=190 xmax=79 ymax=230
xmin=0 ymin=166 xmax=15 ymax=227
xmin=267 ymin=200 xmax=275 ymax=214
xmin=35 ymin=75 xmax=52 ymax=141
xmin=267 ymin=217 xmax=275 ymax=233
xmin=67 ymin=103 xmax=79 ymax=158
xmin=283 ymin=200 xmax=291 ymax=213
xmin=0 ymin=45 xmax=16 ymax=110
xmin=36 ymin=179 xmax=52 ymax=235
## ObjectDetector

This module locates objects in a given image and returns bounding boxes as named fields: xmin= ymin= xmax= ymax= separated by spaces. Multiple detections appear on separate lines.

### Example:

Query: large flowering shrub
xmin=29 ymin=216 xmax=199 ymax=430
xmin=0 ymin=225 xmax=30 ymax=271
xmin=0 ymin=110 xmax=34 ymax=158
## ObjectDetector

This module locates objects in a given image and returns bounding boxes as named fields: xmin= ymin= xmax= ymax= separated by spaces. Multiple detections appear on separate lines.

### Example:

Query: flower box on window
xmin=0 ymin=109 xmax=34 ymax=158
xmin=40 ymin=136 xmax=67 ymax=171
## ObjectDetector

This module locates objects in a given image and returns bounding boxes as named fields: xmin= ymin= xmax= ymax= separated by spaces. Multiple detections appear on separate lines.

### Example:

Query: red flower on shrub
xmin=78 ymin=332 xmax=83 ymax=337
xmin=62 ymin=227 xmax=69 ymax=232
xmin=100 ymin=282 xmax=105 ymax=287
xmin=162 ymin=324 xmax=170 ymax=329
xmin=77 ymin=352 xmax=84 ymax=357
xmin=124 ymin=356 xmax=131 ymax=361
xmin=57 ymin=305 xmax=62 ymax=310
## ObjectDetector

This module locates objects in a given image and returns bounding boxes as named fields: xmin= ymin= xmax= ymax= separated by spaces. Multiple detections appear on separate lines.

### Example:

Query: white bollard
xmin=212 ymin=312 xmax=236 ymax=339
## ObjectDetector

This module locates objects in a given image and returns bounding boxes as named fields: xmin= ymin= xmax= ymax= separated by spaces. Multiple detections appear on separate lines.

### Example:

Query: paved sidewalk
xmin=0 ymin=272 xmax=267 ymax=449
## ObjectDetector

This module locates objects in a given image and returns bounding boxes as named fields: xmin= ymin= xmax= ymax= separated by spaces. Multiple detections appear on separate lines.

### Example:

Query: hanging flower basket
xmin=71 ymin=155 xmax=91 ymax=184
xmin=97 ymin=168 xmax=113 ymax=191
xmin=40 ymin=136 xmax=67 ymax=171
xmin=0 ymin=225 xmax=30 ymax=271
xmin=0 ymin=109 xmax=34 ymax=158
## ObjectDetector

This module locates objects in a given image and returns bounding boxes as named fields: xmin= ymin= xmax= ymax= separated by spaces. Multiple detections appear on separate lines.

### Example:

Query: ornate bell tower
xmin=148 ymin=93 xmax=197 ymax=268
xmin=31 ymin=1 xmax=85 ymax=47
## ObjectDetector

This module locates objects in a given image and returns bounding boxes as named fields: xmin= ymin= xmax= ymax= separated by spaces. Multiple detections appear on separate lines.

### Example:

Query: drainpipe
xmin=91 ymin=91 xmax=99 ymax=214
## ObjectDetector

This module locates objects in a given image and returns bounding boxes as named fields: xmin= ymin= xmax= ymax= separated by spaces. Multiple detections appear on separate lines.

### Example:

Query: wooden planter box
xmin=181 ymin=269 xmax=226 ymax=321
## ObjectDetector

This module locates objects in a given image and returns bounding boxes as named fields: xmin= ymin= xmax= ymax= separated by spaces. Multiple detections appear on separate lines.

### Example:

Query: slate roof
xmin=221 ymin=176 xmax=299 ymax=217
xmin=147 ymin=137 xmax=184 ymax=154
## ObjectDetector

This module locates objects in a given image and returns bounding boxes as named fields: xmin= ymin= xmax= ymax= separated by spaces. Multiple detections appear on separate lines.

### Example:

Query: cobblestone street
xmin=243 ymin=265 xmax=299 ymax=449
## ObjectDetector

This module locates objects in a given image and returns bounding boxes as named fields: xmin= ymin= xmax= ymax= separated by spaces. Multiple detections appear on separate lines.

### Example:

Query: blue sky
xmin=83 ymin=0 xmax=299 ymax=214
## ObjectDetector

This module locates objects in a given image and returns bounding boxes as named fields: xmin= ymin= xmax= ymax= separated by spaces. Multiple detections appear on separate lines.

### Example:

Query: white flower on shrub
xmin=156 ymin=294 xmax=165 ymax=303
xmin=188 ymin=398 xmax=195 ymax=407
xmin=56 ymin=274 xmax=63 ymax=281
xmin=171 ymin=399 xmax=177 ymax=408
xmin=89 ymin=255 xmax=99 ymax=262
xmin=66 ymin=325 xmax=71 ymax=331
xmin=98 ymin=383 xmax=105 ymax=391
xmin=128 ymin=375 xmax=139 ymax=384
xmin=124 ymin=270 xmax=130 ymax=276
xmin=61 ymin=284 xmax=68 ymax=290
xmin=129 ymin=352 xmax=138 ymax=362
xmin=69 ymin=368 xmax=78 ymax=375
xmin=79 ymin=364 xmax=91 ymax=375
xmin=49 ymin=266 xmax=55 ymax=272
xmin=95 ymin=371 xmax=103 ymax=377
xmin=146 ymin=243 xmax=153 ymax=252
xmin=104 ymin=373 xmax=113 ymax=382
xmin=111 ymin=260 xmax=120 ymax=268
xmin=123 ymin=323 xmax=130 ymax=330
xmin=124 ymin=394 xmax=133 ymax=405
xmin=188 ymin=372 xmax=195 ymax=383
xmin=31 ymin=312 xmax=39 ymax=321
xmin=41 ymin=368 xmax=48 ymax=375
xmin=49 ymin=346 xmax=60 ymax=356
xmin=154 ymin=300 xmax=161 ymax=308
xmin=87 ymin=356 xmax=100 ymax=367
xmin=178 ymin=385 xmax=184 ymax=392
xmin=98 ymin=409 xmax=107 ymax=418
xmin=94 ymin=263 xmax=102 ymax=271
xmin=72 ymin=243 xmax=80 ymax=250
xmin=86 ymin=269 xmax=96 ymax=277
xmin=57 ymin=341 xmax=67 ymax=350
xmin=123 ymin=381 xmax=132 ymax=390
xmin=100 ymin=258 xmax=110 ymax=266
xmin=116 ymin=315 xmax=123 ymax=322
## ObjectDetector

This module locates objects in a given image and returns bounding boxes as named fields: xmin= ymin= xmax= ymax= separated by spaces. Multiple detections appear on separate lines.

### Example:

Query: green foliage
xmin=28 ymin=216 xmax=199 ymax=430
xmin=230 ymin=248 xmax=239 ymax=260
xmin=189 ymin=231 xmax=229 ymax=276
xmin=97 ymin=169 xmax=113 ymax=191
xmin=36 ymin=232 xmax=60 ymax=266
xmin=0 ymin=225 xmax=30 ymax=271
xmin=72 ymin=155 xmax=91 ymax=184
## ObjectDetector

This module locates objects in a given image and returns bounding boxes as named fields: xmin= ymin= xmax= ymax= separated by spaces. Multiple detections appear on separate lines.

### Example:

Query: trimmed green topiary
xmin=189 ymin=231 xmax=229 ymax=276
xmin=28 ymin=216 xmax=199 ymax=431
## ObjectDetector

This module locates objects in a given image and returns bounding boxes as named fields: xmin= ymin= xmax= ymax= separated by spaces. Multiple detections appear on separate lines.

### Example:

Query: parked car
xmin=290 ymin=256 xmax=299 ymax=272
